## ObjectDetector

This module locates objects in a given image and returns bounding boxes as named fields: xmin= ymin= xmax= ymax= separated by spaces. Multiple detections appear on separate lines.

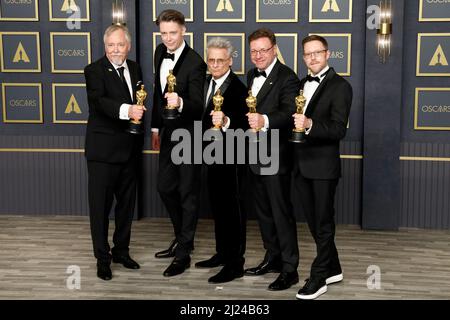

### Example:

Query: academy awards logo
xmin=256 ymin=0 xmax=298 ymax=22
xmin=52 ymin=84 xmax=87 ymax=123
xmin=310 ymin=0 xmax=351 ymax=22
xmin=321 ymin=0 xmax=340 ymax=12
xmin=2 ymin=83 xmax=43 ymax=123
xmin=419 ymin=0 xmax=450 ymax=22
xmin=429 ymin=44 xmax=449 ymax=67
xmin=64 ymin=94 xmax=82 ymax=114
xmin=49 ymin=0 xmax=89 ymax=22
xmin=216 ymin=0 xmax=234 ymax=12
xmin=415 ymin=88 xmax=450 ymax=130
xmin=13 ymin=42 xmax=30 ymax=63
xmin=0 ymin=32 xmax=40 ymax=72
xmin=0 ymin=0 xmax=38 ymax=21
xmin=153 ymin=0 xmax=192 ymax=22
xmin=417 ymin=33 xmax=450 ymax=76
xmin=50 ymin=32 xmax=91 ymax=73
xmin=205 ymin=0 xmax=243 ymax=21
xmin=61 ymin=0 xmax=79 ymax=12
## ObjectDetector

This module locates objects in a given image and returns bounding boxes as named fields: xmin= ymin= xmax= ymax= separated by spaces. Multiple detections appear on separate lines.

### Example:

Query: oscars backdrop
xmin=0 ymin=0 xmax=449 ymax=230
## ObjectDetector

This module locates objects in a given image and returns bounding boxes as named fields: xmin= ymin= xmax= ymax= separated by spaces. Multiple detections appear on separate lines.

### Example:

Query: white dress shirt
xmin=109 ymin=60 xmax=133 ymax=120
xmin=302 ymin=65 xmax=330 ymax=134
xmin=303 ymin=65 xmax=330 ymax=114
xmin=152 ymin=42 xmax=186 ymax=133
xmin=160 ymin=41 xmax=185 ymax=94
xmin=250 ymin=58 xmax=278 ymax=131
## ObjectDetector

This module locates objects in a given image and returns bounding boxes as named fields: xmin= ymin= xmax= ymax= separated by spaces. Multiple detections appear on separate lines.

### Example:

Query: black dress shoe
xmin=112 ymin=255 xmax=140 ymax=269
xmin=268 ymin=271 xmax=299 ymax=291
xmin=208 ymin=265 xmax=244 ymax=284
xmin=244 ymin=259 xmax=282 ymax=276
xmin=163 ymin=257 xmax=191 ymax=277
xmin=296 ymin=277 xmax=327 ymax=300
xmin=97 ymin=263 xmax=112 ymax=281
xmin=155 ymin=239 xmax=178 ymax=258
xmin=195 ymin=254 xmax=225 ymax=268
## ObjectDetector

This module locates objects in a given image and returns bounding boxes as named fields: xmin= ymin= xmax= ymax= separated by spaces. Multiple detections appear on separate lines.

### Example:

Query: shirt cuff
xmin=177 ymin=97 xmax=184 ymax=113
xmin=151 ymin=128 xmax=159 ymax=133
xmin=119 ymin=104 xmax=131 ymax=120
xmin=261 ymin=114 xmax=269 ymax=132
xmin=221 ymin=116 xmax=231 ymax=132
xmin=305 ymin=119 xmax=313 ymax=135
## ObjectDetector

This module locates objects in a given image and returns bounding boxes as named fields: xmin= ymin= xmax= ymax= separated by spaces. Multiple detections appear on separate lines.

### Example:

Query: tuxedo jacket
xmin=84 ymin=56 xmax=143 ymax=163
xmin=247 ymin=60 xmax=301 ymax=175
xmin=202 ymin=71 xmax=248 ymax=163
xmin=202 ymin=71 xmax=248 ymax=132
xmin=294 ymin=67 xmax=352 ymax=180
xmin=151 ymin=42 xmax=206 ymax=140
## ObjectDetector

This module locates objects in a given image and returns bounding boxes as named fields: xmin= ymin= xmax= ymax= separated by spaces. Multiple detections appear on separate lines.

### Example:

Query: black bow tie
xmin=306 ymin=74 xmax=321 ymax=83
xmin=164 ymin=52 xmax=175 ymax=61
xmin=255 ymin=69 xmax=267 ymax=78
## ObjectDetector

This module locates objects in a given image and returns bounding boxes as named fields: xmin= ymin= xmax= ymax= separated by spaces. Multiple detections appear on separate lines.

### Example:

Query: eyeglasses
xmin=250 ymin=45 xmax=274 ymax=56
xmin=207 ymin=58 xmax=229 ymax=66
xmin=303 ymin=49 xmax=327 ymax=59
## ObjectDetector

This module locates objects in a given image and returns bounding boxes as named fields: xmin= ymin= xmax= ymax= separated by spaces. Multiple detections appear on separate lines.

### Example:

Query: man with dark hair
xmin=194 ymin=37 xmax=248 ymax=284
xmin=151 ymin=9 xmax=206 ymax=277
xmin=243 ymin=28 xmax=301 ymax=291
xmin=84 ymin=24 xmax=143 ymax=281
xmin=294 ymin=35 xmax=352 ymax=300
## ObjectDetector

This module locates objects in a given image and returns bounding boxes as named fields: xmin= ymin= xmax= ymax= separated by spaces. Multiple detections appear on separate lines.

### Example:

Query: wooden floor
xmin=0 ymin=215 xmax=449 ymax=300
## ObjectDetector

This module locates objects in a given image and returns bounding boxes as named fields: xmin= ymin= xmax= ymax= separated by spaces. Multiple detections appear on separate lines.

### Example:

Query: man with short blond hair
xmin=294 ymin=34 xmax=352 ymax=300
xmin=151 ymin=9 xmax=206 ymax=277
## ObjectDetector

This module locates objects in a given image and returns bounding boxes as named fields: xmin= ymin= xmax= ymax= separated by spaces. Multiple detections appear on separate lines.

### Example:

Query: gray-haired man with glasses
xmin=195 ymin=37 xmax=248 ymax=284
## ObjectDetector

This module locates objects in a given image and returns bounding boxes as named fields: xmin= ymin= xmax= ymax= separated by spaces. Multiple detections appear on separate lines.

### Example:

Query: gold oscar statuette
xmin=211 ymin=89 xmax=224 ymax=131
xmin=126 ymin=84 xmax=147 ymax=135
xmin=246 ymin=90 xmax=260 ymax=131
xmin=246 ymin=90 xmax=260 ymax=143
xmin=290 ymin=89 xmax=307 ymax=143
xmin=246 ymin=90 xmax=257 ymax=114
xmin=163 ymin=69 xmax=179 ymax=120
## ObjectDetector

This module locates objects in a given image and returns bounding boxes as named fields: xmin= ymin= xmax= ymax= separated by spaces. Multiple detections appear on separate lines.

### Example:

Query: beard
xmin=108 ymin=55 xmax=126 ymax=66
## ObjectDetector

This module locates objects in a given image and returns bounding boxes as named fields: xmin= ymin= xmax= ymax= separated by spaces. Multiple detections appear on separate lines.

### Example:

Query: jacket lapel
xmin=204 ymin=74 xmax=212 ymax=108
xmin=305 ymin=68 xmax=335 ymax=117
xmin=102 ymin=56 xmax=132 ymax=103
xmin=255 ymin=60 xmax=280 ymax=107
xmin=219 ymin=72 xmax=233 ymax=96
xmin=162 ymin=42 xmax=190 ymax=94
xmin=155 ymin=45 xmax=165 ymax=95
xmin=127 ymin=60 xmax=138 ymax=104
xmin=172 ymin=42 xmax=189 ymax=76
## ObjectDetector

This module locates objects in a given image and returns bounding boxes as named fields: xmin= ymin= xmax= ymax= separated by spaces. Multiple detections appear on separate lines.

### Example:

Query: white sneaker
xmin=296 ymin=283 xmax=328 ymax=300
xmin=326 ymin=273 xmax=343 ymax=285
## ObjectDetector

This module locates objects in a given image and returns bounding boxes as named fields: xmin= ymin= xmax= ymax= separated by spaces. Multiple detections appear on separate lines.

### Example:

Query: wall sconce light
xmin=112 ymin=0 xmax=126 ymax=25
xmin=377 ymin=0 xmax=392 ymax=63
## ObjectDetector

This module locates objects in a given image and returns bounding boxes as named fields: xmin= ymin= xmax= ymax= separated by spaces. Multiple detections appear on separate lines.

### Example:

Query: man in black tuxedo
xmin=294 ymin=35 xmax=352 ymax=300
xmin=84 ymin=25 xmax=143 ymax=281
xmin=194 ymin=37 xmax=248 ymax=283
xmin=151 ymin=10 xmax=206 ymax=277
xmin=243 ymin=29 xmax=300 ymax=291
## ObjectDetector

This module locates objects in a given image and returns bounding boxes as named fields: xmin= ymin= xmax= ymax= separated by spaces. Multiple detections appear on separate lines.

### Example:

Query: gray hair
xmin=206 ymin=37 xmax=233 ymax=57
xmin=103 ymin=25 xmax=131 ymax=44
